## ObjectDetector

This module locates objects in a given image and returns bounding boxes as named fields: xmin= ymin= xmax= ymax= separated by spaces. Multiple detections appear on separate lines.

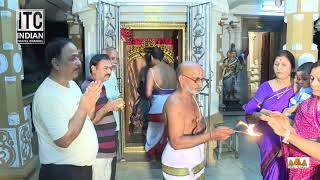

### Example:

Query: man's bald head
xmin=103 ymin=47 xmax=119 ymax=66
xmin=176 ymin=61 xmax=204 ymax=94
xmin=103 ymin=47 xmax=117 ymax=54
xmin=177 ymin=61 xmax=202 ymax=77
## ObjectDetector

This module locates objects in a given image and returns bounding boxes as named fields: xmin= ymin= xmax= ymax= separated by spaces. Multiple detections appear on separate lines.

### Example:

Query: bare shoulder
xmin=147 ymin=67 xmax=156 ymax=77
xmin=153 ymin=65 xmax=161 ymax=71
xmin=150 ymin=66 xmax=161 ymax=75
xmin=164 ymin=93 xmax=183 ymax=112
xmin=148 ymin=67 xmax=155 ymax=73
xmin=164 ymin=93 xmax=185 ymax=126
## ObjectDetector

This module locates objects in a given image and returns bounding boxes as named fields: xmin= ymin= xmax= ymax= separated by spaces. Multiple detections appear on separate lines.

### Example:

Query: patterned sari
xmin=243 ymin=81 xmax=294 ymax=180
xmin=283 ymin=96 xmax=320 ymax=180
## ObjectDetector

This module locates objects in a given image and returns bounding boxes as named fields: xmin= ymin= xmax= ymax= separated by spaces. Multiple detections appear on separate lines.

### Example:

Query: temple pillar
xmin=284 ymin=0 xmax=319 ymax=66
xmin=66 ymin=13 xmax=85 ymax=83
xmin=73 ymin=0 xmax=98 ymax=78
xmin=217 ymin=21 xmax=226 ymax=111
xmin=78 ymin=9 xmax=97 ymax=79
xmin=206 ymin=0 xmax=229 ymax=165
xmin=0 ymin=0 xmax=38 ymax=179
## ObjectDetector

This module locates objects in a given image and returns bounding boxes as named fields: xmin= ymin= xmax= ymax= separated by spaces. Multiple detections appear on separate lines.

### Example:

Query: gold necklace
xmin=273 ymin=79 xmax=290 ymax=99
xmin=276 ymin=87 xmax=289 ymax=99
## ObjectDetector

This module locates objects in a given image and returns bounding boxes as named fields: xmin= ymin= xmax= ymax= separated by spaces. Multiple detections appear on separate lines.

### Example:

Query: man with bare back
xmin=144 ymin=47 xmax=177 ymax=160
xmin=161 ymin=62 xmax=234 ymax=180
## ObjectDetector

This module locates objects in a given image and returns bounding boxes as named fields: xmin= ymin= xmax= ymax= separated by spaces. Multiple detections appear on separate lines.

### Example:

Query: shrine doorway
xmin=96 ymin=2 xmax=213 ymax=162
xmin=119 ymin=22 xmax=186 ymax=159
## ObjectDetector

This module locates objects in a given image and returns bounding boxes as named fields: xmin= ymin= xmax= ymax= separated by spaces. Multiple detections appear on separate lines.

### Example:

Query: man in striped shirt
xmin=81 ymin=54 xmax=124 ymax=180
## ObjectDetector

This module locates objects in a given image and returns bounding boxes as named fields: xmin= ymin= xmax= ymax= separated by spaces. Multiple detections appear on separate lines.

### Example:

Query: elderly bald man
xmin=102 ymin=47 xmax=121 ymax=180
xmin=161 ymin=61 xmax=234 ymax=180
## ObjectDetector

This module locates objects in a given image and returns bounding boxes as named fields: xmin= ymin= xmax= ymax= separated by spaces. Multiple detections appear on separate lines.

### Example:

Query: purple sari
xmin=243 ymin=81 xmax=294 ymax=180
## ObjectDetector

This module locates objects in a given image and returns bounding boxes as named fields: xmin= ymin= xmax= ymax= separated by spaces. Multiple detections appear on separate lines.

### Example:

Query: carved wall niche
xmin=0 ymin=128 xmax=19 ymax=168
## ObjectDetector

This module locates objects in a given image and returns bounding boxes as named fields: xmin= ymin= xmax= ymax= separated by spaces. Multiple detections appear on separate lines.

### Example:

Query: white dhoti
xmin=161 ymin=142 xmax=205 ymax=180
xmin=92 ymin=158 xmax=113 ymax=180
xmin=145 ymin=90 xmax=173 ymax=156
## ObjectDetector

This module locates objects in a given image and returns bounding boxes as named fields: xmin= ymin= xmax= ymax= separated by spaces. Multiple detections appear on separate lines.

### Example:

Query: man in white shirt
xmin=102 ymin=47 xmax=121 ymax=180
xmin=32 ymin=38 xmax=101 ymax=180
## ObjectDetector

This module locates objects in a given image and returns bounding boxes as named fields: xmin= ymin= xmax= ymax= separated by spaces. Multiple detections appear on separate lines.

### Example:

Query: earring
xmin=56 ymin=63 xmax=60 ymax=71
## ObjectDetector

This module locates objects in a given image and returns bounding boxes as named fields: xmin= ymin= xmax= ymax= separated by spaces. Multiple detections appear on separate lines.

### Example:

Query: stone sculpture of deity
xmin=222 ymin=44 xmax=242 ymax=101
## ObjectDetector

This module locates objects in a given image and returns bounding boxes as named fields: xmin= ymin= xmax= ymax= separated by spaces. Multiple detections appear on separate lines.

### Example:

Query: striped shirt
xmin=81 ymin=79 xmax=117 ymax=158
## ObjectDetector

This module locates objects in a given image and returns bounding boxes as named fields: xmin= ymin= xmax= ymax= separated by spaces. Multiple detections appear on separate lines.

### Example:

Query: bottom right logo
xmin=288 ymin=157 xmax=310 ymax=169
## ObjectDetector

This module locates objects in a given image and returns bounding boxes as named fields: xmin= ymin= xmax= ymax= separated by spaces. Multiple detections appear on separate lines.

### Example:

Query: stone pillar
xmin=78 ymin=9 xmax=98 ymax=79
xmin=67 ymin=15 xmax=85 ymax=84
xmin=284 ymin=0 xmax=319 ymax=67
xmin=210 ymin=0 xmax=229 ymax=117
xmin=216 ymin=23 xmax=226 ymax=110
xmin=0 ymin=0 xmax=38 ymax=179
xmin=206 ymin=0 xmax=229 ymax=164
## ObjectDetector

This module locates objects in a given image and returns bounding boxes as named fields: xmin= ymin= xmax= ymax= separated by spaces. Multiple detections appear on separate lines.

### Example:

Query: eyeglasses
xmin=181 ymin=74 xmax=206 ymax=83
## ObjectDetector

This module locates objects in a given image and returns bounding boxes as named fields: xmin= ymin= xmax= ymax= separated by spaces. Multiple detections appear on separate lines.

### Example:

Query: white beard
xmin=186 ymin=85 xmax=201 ymax=95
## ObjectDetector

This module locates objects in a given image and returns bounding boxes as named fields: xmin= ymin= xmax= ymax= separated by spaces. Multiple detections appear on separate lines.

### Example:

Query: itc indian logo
xmin=16 ymin=9 xmax=45 ymax=44
xmin=287 ymin=157 xmax=310 ymax=169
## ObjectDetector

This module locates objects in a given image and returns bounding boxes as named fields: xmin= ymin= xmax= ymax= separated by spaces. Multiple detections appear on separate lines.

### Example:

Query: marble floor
xmin=116 ymin=115 xmax=263 ymax=180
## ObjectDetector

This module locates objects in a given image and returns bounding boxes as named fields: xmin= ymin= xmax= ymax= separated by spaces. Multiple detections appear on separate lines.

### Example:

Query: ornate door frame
xmin=96 ymin=1 xmax=213 ymax=161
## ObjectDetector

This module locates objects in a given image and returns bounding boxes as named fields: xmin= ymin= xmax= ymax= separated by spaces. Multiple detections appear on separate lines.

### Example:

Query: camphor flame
xmin=236 ymin=121 xmax=262 ymax=137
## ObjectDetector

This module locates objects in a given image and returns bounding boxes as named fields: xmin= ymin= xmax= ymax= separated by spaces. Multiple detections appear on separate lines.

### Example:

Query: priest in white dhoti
xmin=162 ymin=62 xmax=234 ymax=179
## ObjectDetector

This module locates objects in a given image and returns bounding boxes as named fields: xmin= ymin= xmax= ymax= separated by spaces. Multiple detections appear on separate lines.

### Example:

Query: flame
xmin=236 ymin=121 xmax=262 ymax=137
xmin=247 ymin=124 xmax=262 ymax=136
xmin=237 ymin=121 xmax=249 ymax=128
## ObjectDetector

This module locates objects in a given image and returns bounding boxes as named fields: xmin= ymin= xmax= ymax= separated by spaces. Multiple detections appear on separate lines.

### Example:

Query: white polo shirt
xmin=32 ymin=77 xmax=98 ymax=166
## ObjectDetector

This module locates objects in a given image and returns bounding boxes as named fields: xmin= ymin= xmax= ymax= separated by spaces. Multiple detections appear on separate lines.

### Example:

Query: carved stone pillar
xmin=206 ymin=1 xmax=229 ymax=164
xmin=0 ymin=0 xmax=38 ymax=179
xmin=284 ymin=0 xmax=319 ymax=66
xmin=217 ymin=21 xmax=226 ymax=110
xmin=67 ymin=14 xmax=85 ymax=83
xmin=78 ymin=9 xmax=97 ymax=79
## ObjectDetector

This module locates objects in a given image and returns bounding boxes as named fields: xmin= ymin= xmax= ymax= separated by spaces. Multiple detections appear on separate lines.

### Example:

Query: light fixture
xmin=261 ymin=0 xmax=284 ymax=11
xmin=275 ymin=0 xmax=283 ymax=7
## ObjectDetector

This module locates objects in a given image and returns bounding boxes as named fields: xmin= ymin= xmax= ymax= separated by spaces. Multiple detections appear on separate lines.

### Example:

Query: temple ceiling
xmin=22 ymin=0 xmax=284 ymax=22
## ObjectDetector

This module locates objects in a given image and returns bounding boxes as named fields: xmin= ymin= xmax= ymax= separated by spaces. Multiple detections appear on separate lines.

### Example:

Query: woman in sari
xmin=263 ymin=62 xmax=320 ymax=180
xmin=242 ymin=50 xmax=295 ymax=180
